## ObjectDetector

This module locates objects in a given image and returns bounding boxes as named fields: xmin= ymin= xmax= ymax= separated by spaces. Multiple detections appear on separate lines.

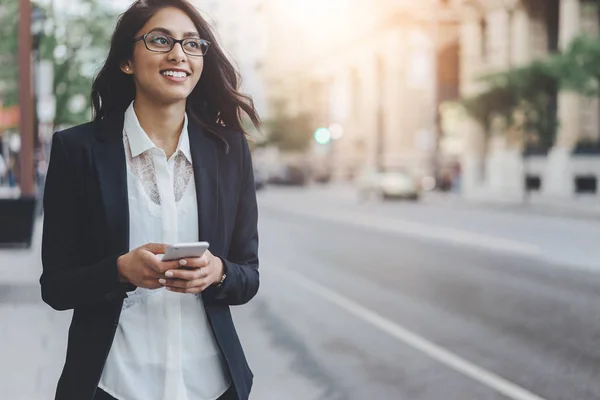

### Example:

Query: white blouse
xmin=98 ymin=102 xmax=230 ymax=400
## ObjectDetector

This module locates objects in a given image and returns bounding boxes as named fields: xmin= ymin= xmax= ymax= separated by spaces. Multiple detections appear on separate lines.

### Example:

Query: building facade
xmin=458 ymin=0 xmax=600 ymax=199
xmin=196 ymin=0 xmax=268 ymax=132
xmin=262 ymin=0 xmax=460 ymax=180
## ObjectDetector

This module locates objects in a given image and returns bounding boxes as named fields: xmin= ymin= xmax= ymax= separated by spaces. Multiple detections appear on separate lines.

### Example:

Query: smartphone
xmin=161 ymin=241 xmax=210 ymax=262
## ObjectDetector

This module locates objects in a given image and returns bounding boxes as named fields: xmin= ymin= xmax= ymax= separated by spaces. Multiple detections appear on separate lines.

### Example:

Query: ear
xmin=120 ymin=61 xmax=134 ymax=75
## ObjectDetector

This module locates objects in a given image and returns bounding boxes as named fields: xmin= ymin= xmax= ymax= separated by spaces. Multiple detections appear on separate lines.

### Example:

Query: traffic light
xmin=314 ymin=127 xmax=331 ymax=145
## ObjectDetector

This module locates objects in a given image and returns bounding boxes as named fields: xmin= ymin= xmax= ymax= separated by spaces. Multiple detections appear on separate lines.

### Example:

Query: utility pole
xmin=18 ymin=0 xmax=35 ymax=197
xmin=375 ymin=55 xmax=385 ymax=172
xmin=430 ymin=0 xmax=441 ymax=186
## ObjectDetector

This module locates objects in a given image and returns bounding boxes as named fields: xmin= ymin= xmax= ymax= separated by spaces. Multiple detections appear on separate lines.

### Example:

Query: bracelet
xmin=216 ymin=272 xmax=227 ymax=287
xmin=215 ymin=258 xmax=227 ymax=287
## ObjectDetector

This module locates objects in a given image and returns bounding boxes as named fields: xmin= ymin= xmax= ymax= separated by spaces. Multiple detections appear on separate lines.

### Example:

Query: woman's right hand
xmin=117 ymin=243 xmax=180 ymax=289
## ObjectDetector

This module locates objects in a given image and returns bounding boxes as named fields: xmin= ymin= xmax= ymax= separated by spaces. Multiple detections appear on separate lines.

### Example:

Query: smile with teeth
xmin=161 ymin=70 xmax=189 ymax=78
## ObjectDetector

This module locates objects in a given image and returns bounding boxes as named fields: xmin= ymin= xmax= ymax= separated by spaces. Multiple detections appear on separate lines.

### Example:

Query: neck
xmin=132 ymin=97 xmax=186 ymax=156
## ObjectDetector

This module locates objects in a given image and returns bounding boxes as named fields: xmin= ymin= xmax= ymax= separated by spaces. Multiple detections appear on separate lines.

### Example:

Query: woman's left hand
xmin=159 ymin=250 xmax=224 ymax=294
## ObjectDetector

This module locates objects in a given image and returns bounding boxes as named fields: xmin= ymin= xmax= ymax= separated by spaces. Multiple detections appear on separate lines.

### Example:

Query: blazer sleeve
xmin=40 ymin=133 xmax=130 ymax=311
xmin=203 ymin=134 xmax=259 ymax=306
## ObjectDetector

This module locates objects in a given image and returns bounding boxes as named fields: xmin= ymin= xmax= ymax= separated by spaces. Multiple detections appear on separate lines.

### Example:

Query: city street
xmin=3 ymin=0 xmax=600 ymax=399
xmin=3 ymin=185 xmax=600 ymax=399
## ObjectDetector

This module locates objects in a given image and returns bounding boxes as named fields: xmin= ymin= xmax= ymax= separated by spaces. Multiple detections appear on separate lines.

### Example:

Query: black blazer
xmin=40 ymin=113 xmax=259 ymax=400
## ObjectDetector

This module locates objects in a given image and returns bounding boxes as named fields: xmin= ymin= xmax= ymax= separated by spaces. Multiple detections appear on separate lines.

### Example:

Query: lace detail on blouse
xmin=122 ymin=287 xmax=162 ymax=311
xmin=173 ymin=152 xmax=193 ymax=203
xmin=124 ymin=132 xmax=161 ymax=205
xmin=123 ymin=131 xmax=193 ymax=205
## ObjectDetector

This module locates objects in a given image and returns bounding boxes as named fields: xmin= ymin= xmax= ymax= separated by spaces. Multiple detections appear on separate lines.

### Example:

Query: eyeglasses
xmin=133 ymin=32 xmax=210 ymax=56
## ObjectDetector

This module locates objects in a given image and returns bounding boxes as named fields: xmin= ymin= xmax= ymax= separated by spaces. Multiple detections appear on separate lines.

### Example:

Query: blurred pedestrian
xmin=7 ymin=153 xmax=18 ymax=188
xmin=451 ymin=160 xmax=462 ymax=193
xmin=40 ymin=1 xmax=260 ymax=400
xmin=0 ymin=153 xmax=6 ymax=185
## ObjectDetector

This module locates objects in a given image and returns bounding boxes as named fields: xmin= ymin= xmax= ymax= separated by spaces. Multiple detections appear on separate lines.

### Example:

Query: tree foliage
xmin=40 ymin=0 xmax=117 ymax=127
xmin=0 ymin=0 xmax=117 ymax=128
xmin=0 ymin=0 xmax=20 ymax=107
xmin=264 ymin=100 xmax=314 ymax=151
xmin=459 ymin=35 xmax=600 ymax=149
xmin=557 ymin=35 xmax=600 ymax=96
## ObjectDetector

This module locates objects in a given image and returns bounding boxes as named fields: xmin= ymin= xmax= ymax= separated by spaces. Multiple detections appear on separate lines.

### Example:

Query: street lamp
xmin=31 ymin=5 xmax=46 ymax=50
xmin=31 ymin=5 xmax=46 ymax=158
xmin=18 ymin=0 xmax=34 ymax=197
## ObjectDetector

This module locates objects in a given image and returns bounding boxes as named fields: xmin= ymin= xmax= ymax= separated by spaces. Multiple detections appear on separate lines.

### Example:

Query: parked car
xmin=356 ymin=169 xmax=420 ymax=201
xmin=268 ymin=164 xmax=308 ymax=186
xmin=254 ymin=166 xmax=268 ymax=190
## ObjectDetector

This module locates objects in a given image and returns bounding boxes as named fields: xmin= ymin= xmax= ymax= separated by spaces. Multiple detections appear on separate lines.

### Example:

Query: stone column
xmin=487 ymin=6 xmax=511 ymax=69
xmin=511 ymin=3 xmax=530 ymax=66
xmin=461 ymin=118 xmax=487 ymax=199
xmin=459 ymin=6 xmax=486 ymax=197
xmin=556 ymin=0 xmax=582 ymax=149
xmin=386 ymin=29 xmax=405 ymax=168
xmin=544 ymin=0 xmax=581 ymax=197
xmin=482 ymin=4 xmax=520 ymax=198
xmin=459 ymin=6 xmax=484 ymax=95
xmin=362 ymin=53 xmax=380 ymax=171
xmin=557 ymin=0 xmax=582 ymax=148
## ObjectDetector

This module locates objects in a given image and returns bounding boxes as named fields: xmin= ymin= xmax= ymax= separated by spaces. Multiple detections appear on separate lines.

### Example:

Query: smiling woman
xmin=91 ymin=0 xmax=260 ymax=138
xmin=40 ymin=1 xmax=260 ymax=400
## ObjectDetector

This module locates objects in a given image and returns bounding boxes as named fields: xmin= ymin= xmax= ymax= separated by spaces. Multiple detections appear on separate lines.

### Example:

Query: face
xmin=122 ymin=7 xmax=205 ymax=105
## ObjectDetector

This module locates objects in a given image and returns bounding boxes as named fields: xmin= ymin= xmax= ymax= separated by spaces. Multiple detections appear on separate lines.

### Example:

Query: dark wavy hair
xmin=91 ymin=0 xmax=260 ymax=141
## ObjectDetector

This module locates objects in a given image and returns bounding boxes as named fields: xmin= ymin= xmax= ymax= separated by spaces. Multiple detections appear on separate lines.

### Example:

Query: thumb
xmin=142 ymin=242 xmax=169 ymax=255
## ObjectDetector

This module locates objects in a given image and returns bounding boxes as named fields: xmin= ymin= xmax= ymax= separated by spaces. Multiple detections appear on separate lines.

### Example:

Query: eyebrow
xmin=149 ymin=27 xmax=200 ymax=38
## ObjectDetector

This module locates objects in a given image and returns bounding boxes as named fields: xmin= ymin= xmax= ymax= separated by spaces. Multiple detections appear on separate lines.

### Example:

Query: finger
xmin=145 ymin=255 xmax=179 ymax=273
xmin=157 ymin=259 xmax=181 ymax=273
xmin=143 ymin=279 xmax=163 ymax=290
xmin=160 ymin=278 xmax=205 ymax=289
xmin=142 ymin=243 xmax=169 ymax=255
xmin=164 ymin=267 xmax=205 ymax=281
xmin=177 ymin=256 xmax=209 ymax=269
xmin=145 ymin=270 xmax=165 ymax=280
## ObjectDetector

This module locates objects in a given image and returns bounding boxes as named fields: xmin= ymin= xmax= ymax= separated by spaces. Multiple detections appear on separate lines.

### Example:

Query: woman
xmin=40 ymin=1 xmax=260 ymax=399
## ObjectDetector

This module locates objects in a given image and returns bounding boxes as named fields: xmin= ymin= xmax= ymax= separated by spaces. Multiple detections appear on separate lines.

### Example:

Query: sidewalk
xmin=305 ymin=182 xmax=600 ymax=220
xmin=0 ymin=185 xmax=21 ymax=199
xmin=0 ymin=218 xmax=71 ymax=400
xmin=423 ymin=190 xmax=600 ymax=220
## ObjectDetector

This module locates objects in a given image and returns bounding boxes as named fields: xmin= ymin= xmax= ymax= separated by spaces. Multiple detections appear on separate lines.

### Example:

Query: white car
xmin=356 ymin=169 xmax=420 ymax=201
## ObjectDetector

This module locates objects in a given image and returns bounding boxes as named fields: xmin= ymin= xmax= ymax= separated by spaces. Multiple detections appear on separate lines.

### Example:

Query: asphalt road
xmin=3 ymin=187 xmax=600 ymax=400
xmin=233 ymin=188 xmax=600 ymax=400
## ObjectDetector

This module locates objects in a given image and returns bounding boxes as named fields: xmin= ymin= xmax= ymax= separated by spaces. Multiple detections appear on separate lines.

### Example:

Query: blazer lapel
xmin=93 ymin=114 xmax=129 ymax=255
xmin=188 ymin=120 xmax=220 ymax=244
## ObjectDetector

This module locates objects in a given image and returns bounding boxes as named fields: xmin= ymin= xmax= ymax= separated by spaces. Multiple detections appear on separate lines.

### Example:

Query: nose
xmin=168 ymin=42 xmax=187 ymax=63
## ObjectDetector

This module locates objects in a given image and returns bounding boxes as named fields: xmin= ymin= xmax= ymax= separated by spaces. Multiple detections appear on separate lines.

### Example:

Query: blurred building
xmin=262 ymin=0 xmax=461 ymax=181
xmin=457 ymin=0 xmax=600 ymax=200
xmin=196 ymin=0 xmax=268 ymax=131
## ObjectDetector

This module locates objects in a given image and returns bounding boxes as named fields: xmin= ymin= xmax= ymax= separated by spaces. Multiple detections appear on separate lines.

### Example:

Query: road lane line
xmin=260 ymin=202 xmax=542 ymax=258
xmin=274 ymin=268 xmax=548 ymax=400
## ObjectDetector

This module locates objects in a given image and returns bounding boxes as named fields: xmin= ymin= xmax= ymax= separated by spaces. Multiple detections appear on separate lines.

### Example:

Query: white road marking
xmin=274 ymin=268 xmax=548 ymax=400
xmin=261 ymin=202 xmax=542 ymax=258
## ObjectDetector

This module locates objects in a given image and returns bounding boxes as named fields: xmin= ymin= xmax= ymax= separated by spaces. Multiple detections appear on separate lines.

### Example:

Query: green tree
xmin=0 ymin=0 xmax=19 ymax=107
xmin=460 ymin=33 xmax=600 ymax=151
xmin=557 ymin=35 xmax=600 ymax=96
xmin=264 ymin=99 xmax=315 ymax=151
xmin=0 ymin=0 xmax=118 ymax=128
xmin=39 ymin=0 xmax=117 ymax=128
xmin=461 ymin=60 xmax=560 ymax=151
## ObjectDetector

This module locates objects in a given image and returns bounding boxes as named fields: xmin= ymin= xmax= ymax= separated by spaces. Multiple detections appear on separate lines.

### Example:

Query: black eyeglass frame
xmin=133 ymin=32 xmax=211 ymax=56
